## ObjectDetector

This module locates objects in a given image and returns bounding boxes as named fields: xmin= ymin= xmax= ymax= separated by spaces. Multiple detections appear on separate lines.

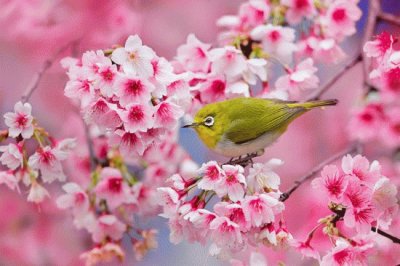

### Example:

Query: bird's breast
xmin=215 ymin=130 xmax=283 ymax=157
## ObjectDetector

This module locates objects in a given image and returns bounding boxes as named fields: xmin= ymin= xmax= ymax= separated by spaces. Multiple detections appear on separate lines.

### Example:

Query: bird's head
xmin=183 ymin=103 xmax=227 ymax=149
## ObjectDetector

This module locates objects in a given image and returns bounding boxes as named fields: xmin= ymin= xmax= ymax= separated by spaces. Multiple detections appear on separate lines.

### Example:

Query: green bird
xmin=183 ymin=97 xmax=337 ymax=158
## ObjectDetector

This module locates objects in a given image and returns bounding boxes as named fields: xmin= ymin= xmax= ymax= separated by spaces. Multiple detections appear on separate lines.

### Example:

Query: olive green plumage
xmin=185 ymin=97 xmax=337 ymax=157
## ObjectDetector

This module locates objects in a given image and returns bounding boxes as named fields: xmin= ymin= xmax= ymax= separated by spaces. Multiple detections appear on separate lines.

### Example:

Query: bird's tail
xmin=288 ymin=99 xmax=338 ymax=110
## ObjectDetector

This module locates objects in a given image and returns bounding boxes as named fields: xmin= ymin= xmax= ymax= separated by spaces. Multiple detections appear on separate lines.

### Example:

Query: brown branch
xmin=279 ymin=144 xmax=358 ymax=202
xmin=378 ymin=11 xmax=400 ymax=26
xmin=372 ymin=226 xmax=400 ymax=244
xmin=306 ymin=55 xmax=362 ymax=101
xmin=20 ymin=39 xmax=79 ymax=103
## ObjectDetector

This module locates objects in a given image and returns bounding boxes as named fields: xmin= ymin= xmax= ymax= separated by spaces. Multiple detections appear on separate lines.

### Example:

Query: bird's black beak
xmin=182 ymin=122 xmax=199 ymax=128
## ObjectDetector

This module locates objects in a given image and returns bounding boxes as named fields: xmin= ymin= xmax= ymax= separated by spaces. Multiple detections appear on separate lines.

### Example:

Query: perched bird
xmin=183 ymin=97 xmax=337 ymax=158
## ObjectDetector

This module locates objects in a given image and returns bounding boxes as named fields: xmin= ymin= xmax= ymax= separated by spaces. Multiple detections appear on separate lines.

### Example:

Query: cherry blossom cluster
xmin=349 ymin=31 xmax=400 ymax=148
xmin=158 ymin=159 xmax=295 ymax=260
xmin=0 ymin=101 xmax=75 ymax=203
xmin=60 ymin=34 xmax=202 ymax=263
xmin=56 ymin=126 xmax=197 ymax=265
xmin=62 ymin=34 xmax=189 ymax=156
xmin=172 ymin=0 xmax=362 ymax=106
xmin=291 ymin=154 xmax=398 ymax=264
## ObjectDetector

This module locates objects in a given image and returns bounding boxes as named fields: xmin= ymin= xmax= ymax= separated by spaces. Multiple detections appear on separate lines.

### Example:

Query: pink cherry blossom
xmin=242 ymin=194 xmax=284 ymax=227
xmin=64 ymin=68 xmax=96 ymax=108
xmin=56 ymin=182 xmax=89 ymax=216
xmin=84 ymin=99 xmax=122 ymax=131
xmin=0 ymin=143 xmax=23 ymax=170
xmin=111 ymin=35 xmax=155 ymax=77
xmin=312 ymin=165 xmax=348 ymax=201
xmin=322 ymin=0 xmax=362 ymax=41
xmin=348 ymin=103 xmax=386 ymax=141
xmin=380 ymin=67 xmax=400 ymax=98
xmin=250 ymin=24 xmax=297 ymax=63
xmin=175 ymin=34 xmax=211 ymax=73
xmin=215 ymin=164 xmax=246 ymax=202
xmin=120 ymin=103 xmax=154 ymax=133
xmin=343 ymin=181 xmax=374 ymax=233
xmin=110 ymin=130 xmax=145 ymax=157
xmin=320 ymin=237 xmax=374 ymax=266
xmin=247 ymin=159 xmax=282 ymax=193
xmin=157 ymin=187 xmax=181 ymax=218
xmin=371 ymin=177 xmax=398 ymax=229
xmin=214 ymin=202 xmax=249 ymax=231
xmin=28 ymin=146 xmax=67 ymax=183
xmin=237 ymin=0 xmax=270 ymax=29
xmin=95 ymin=167 xmax=135 ymax=209
xmin=153 ymin=100 xmax=184 ymax=129
xmin=92 ymin=215 xmax=127 ymax=243
xmin=198 ymin=77 xmax=227 ymax=103
xmin=275 ymin=58 xmax=319 ymax=98
xmin=297 ymin=36 xmax=346 ymax=64
xmin=363 ymin=31 xmax=395 ymax=58
xmin=209 ymin=216 xmax=243 ymax=249
xmin=27 ymin=182 xmax=50 ymax=203
xmin=281 ymin=0 xmax=316 ymax=25
xmin=114 ymin=75 xmax=154 ymax=106
xmin=242 ymin=58 xmax=268 ymax=85
xmin=0 ymin=170 xmax=19 ymax=191
xmin=341 ymin=154 xmax=380 ymax=184
xmin=95 ymin=64 xmax=118 ymax=97
xmin=209 ymin=46 xmax=247 ymax=78
xmin=197 ymin=161 xmax=224 ymax=191
xmin=4 ymin=101 xmax=34 ymax=139
xmin=81 ymin=50 xmax=112 ymax=76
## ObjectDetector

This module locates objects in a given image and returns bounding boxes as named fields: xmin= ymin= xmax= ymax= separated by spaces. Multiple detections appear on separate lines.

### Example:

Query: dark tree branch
xmin=306 ymin=55 xmax=362 ymax=101
xmin=378 ymin=11 xmax=400 ymax=26
xmin=372 ymin=226 xmax=400 ymax=244
xmin=279 ymin=144 xmax=358 ymax=202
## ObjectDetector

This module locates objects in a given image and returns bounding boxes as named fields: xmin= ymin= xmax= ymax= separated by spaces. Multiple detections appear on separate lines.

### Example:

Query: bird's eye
xmin=204 ymin=116 xmax=214 ymax=127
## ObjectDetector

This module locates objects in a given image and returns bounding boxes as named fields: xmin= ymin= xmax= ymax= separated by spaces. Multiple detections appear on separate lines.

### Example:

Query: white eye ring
xmin=204 ymin=116 xmax=214 ymax=127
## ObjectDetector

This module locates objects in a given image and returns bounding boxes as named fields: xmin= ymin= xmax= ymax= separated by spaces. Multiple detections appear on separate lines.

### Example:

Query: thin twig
xmin=306 ymin=55 xmax=362 ymax=101
xmin=372 ymin=226 xmax=400 ymax=244
xmin=20 ymin=39 xmax=79 ymax=103
xmin=378 ymin=11 xmax=400 ymax=26
xmin=279 ymin=144 xmax=358 ymax=202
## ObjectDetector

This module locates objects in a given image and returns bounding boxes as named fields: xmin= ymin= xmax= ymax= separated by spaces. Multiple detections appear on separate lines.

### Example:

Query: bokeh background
xmin=0 ymin=0 xmax=399 ymax=265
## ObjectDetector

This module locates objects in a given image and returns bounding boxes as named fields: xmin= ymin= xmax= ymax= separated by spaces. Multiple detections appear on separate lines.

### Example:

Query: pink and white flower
xmin=84 ymin=99 xmax=122 ymax=131
xmin=322 ymin=0 xmax=362 ymax=41
xmin=0 ymin=170 xmax=19 ymax=191
xmin=348 ymin=103 xmax=386 ymax=141
xmin=28 ymin=146 xmax=67 ymax=183
xmin=80 ymin=243 xmax=124 ymax=266
xmin=215 ymin=164 xmax=246 ymax=202
xmin=0 ymin=143 xmax=23 ymax=170
xmin=281 ymin=0 xmax=316 ymax=25
xmin=110 ymin=130 xmax=145 ymax=157
xmin=247 ymin=159 xmax=282 ymax=193
xmin=95 ymin=167 xmax=135 ymax=209
xmin=111 ymin=35 xmax=155 ymax=77
xmin=27 ymin=182 xmax=50 ymax=203
xmin=114 ymin=75 xmax=154 ymax=106
xmin=120 ymin=103 xmax=154 ymax=133
xmin=95 ymin=64 xmax=118 ymax=97
xmin=175 ymin=34 xmax=211 ymax=73
xmin=197 ymin=161 xmax=224 ymax=191
xmin=275 ymin=58 xmax=319 ymax=98
xmin=209 ymin=216 xmax=243 ymax=248
xmin=381 ymin=107 xmax=400 ymax=147
xmin=341 ymin=154 xmax=380 ymax=184
xmin=209 ymin=46 xmax=247 ymax=78
xmin=56 ymin=182 xmax=89 ymax=216
xmin=242 ymin=194 xmax=284 ymax=227
xmin=250 ymin=24 xmax=297 ymax=63
xmin=92 ymin=215 xmax=127 ymax=243
xmin=312 ymin=165 xmax=348 ymax=201
xmin=364 ymin=31 xmax=395 ymax=58
xmin=4 ymin=101 xmax=34 ymax=139
xmin=153 ymin=100 xmax=184 ymax=129
xmin=371 ymin=177 xmax=398 ymax=229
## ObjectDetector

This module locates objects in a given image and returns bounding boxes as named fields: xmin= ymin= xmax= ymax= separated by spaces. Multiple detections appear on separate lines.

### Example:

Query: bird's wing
xmin=224 ymin=99 xmax=304 ymax=144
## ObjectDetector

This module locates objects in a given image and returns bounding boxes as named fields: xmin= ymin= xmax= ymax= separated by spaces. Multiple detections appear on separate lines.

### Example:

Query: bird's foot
xmin=224 ymin=151 xmax=263 ymax=167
